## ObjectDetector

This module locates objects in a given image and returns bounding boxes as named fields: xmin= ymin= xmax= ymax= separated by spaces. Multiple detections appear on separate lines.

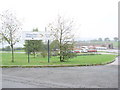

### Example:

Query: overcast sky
xmin=0 ymin=0 xmax=119 ymax=41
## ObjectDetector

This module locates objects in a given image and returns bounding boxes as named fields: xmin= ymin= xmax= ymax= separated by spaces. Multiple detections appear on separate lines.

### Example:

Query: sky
xmin=0 ymin=0 xmax=118 ymax=43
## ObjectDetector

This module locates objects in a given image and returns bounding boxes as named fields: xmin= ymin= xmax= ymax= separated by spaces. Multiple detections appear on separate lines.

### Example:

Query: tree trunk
xmin=60 ymin=29 xmax=64 ymax=62
xmin=33 ymin=52 xmax=35 ymax=58
xmin=11 ymin=45 xmax=14 ymax=62
xmin=60 ymin=45 xmax=62 ymax=62
xmin=60 ymin=49 xmax=64 ymax=62
xmin=60 ymin=45 xmax=64 ymax=62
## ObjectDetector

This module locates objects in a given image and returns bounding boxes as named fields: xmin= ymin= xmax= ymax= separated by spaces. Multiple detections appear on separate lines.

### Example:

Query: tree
xmin=33 ymin=28 xmax=39 ymax=32
xmin=61 ymin=42 xmax=75 ymax=60
xmin=104 ymin=37 xmax=110 ymax=42
xmin=47 ymin=15 xmax=74 ymax=62
xmin=0 ymin=10 xmax=22 ymax=62
xmin=113 ymin=37 xmax=118 ymax=42
xmin=24 ymin=40 xmax=44 ymax=58
xmin=98 ymin=38 xmax=102 ymax=41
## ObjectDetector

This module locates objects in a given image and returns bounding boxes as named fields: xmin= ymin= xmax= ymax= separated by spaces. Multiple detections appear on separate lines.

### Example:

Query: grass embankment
xmin=89 ymin=41 xmax=118 ymax=48
xmin=2 ymin=53 xmax=116 ymax=66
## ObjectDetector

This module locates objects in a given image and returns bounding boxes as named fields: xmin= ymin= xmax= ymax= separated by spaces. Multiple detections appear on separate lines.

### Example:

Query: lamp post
xmin=45 ymin=27 xmax=50 ymax=63
xmin=28 ymin=40 xmax=30 ymax=63
xmin=48 ymin=39 xmax=50 ymax=63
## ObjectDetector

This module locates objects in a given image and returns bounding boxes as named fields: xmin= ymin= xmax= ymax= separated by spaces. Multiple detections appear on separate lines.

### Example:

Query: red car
xmin=88 ymin=49 xmax=97 ymax=52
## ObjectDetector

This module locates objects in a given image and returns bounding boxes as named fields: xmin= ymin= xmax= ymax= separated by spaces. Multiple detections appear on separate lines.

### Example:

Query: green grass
xmin=1 ymin=53 xmax=116 ymax=66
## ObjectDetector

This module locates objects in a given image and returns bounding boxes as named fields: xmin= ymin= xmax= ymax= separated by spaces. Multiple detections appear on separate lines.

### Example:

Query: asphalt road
xmin=2 ymin=57 xmax=119 ymax=88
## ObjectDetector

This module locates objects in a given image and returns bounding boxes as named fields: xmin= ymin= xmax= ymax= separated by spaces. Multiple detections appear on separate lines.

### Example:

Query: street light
xmin=47 ymin=39 xmax=50 ymax=63
xmin=45 ymin=27 xmax=51 ymax=63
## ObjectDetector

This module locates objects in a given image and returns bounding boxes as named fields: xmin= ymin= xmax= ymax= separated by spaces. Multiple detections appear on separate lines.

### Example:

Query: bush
xmin=63 ymin=52 xmax=77 ymax=61
xmin=41 ymin=52 xmax=47 ymax=58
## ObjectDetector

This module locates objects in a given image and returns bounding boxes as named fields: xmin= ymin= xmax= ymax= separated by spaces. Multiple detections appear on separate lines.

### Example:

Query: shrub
xmin=41 ymin=52 xmax=47 ymax=58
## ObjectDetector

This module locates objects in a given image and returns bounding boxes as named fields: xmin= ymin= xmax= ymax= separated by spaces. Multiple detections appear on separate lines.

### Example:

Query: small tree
xmin=0 ymin=10 xmax=22 ymax=62
xmin=114 ymin=37 xmax=118 ymax=42
xmin=61 ymin=42 xmax=75 ymax=60
xmin=104 ymin=37 xmax=110 ymax=42
xmin=24 ymin=28 xmax=45 ymax=57
xmin=24 ymin=40 xmax=44 ymax=58
xmin=47 ymin=15 xmax=75 ymax=62
xmin=41 ymin=52 xmax=47 ymax=58
xmin=98 ymin=38 xmax=102 ymax=41
xmin=33 ymin=28 xmax=39 ymax=32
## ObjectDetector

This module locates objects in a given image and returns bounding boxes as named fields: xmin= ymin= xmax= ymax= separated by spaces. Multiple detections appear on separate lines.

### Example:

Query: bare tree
xmin=47 ymin=15 xmax=74 ymax=62
xmin=0 ymin=10 xmax=22 ymax=62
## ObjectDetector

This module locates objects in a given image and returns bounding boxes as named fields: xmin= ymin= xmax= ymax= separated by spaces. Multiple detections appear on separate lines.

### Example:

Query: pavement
xmin=107 ymin=57 xmax=118 ymax=66
xmin=1 ymin=57 xmax=118 ymax=88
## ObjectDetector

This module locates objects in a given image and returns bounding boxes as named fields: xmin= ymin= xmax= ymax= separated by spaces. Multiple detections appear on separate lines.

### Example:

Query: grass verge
xmin=1 ymin=53 xmax=117 ymax=67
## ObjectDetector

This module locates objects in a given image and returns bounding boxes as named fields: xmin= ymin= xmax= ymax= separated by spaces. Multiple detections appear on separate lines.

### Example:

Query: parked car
xmin=73 ymin=50 xmax=81 ymax=53
xmin=68 ymin=51 xmax=74 ymax=53
xmin=96 ymin=47 xmax=107 ymax=50
xmin=81 ymin=49 xmax=88 ymax=53
xmin=88 ymin=49 xmax=97 ymax=52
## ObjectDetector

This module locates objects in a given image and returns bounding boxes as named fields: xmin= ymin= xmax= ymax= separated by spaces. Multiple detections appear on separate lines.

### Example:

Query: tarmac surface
xmin=2 ymin=57 xmax=119 ymax=88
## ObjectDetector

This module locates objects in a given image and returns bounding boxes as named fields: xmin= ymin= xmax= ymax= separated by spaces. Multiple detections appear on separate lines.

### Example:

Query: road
xmin=2 ymin=57 xmax=118 ymax=88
